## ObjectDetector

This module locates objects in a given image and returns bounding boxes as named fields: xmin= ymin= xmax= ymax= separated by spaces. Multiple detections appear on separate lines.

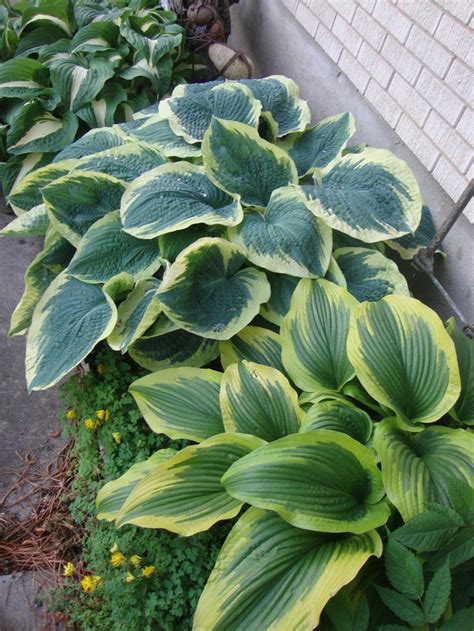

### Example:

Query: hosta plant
xmin=3 ymin=75 xmax=444 ymax=390
xmin=96 ymin=284 xmax=473 ymax=630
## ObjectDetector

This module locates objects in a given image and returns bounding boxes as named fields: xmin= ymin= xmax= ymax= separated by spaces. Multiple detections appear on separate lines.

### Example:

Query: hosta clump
xmin=3 ymin=74 xmax=444 ymax=390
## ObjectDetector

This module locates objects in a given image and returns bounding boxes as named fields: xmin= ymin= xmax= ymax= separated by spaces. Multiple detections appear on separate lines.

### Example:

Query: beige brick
xmin=365 ymin=78 xmax=402 ymax=127
xmin=389 ymin=73 xmax=431 ymax=125
xmin=357 ymin=41 xmax=394 ymax=88
xmin=308 ymin=0 xmax=336 ymax=28
xmin=416 ymin=68 xmax=465 ymax=125
xmin=445 ymin=59 xmax=474 ymax=103
xmin=435 ymin=13 xmax=473 ymax=65
xmin=406 ymin=24 xmax=454 ymax=78
xmin=382 ymin=34 xmax=422 ymax=84
xmin=424 ymin=110 xmax=472 ymax=172
xmin=434 ymin=0 xmax=473 ymax=24
xmin=295 ymin=1 xmax=319 ymax=36
xmin=339 ymin=49 xmax=370 ymax=92
xmin=397 ymin=0 xmax=443 ymax=35
xmin=432 ymin=155 xmax=469 ymax=200
xmin=396 ymin=113 xmax=441 ymax=170
xmin=456 ymin=108 xmax=474 ymax=146
xmin=327 ymin=0 xmax=357 ymax=23
xmin=356 ymin=0 xmax=376 ymax=13
xmin=280 ymin=0 xmax=299 ymax=13
xmin=352 ymin=7 xmax=386 ymax=50
xmin=373 ymin=0 xmax=412 ymax=42
xmin=315 ymin=22 xmax=344 ymax=63
xmin=464 ymin=198 xmax=474 ymax=223
xmin=332 ymin=15 xmax=363 ymax=55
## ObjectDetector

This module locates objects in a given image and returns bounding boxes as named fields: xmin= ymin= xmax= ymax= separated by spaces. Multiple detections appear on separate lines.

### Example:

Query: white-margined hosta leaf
xmin=220 ymin=325 xmax=284 ymax=373
xmin=157 ymin=238 xmax=270 ymax=340
xmin=222 ymin=430 xmax=390 ymax=533
xmin=300 ymin=399 xmax=373 ymax=444
xmin=281 ymin=278 xmax=358 ymax=393
xmin=0 ymin=204 xmax=50 ymax=237
xmin=202 ymin=118 xmax=298 ymax=207
xmin=386 ymin=205 xmax=442 ymax=260
xmin=66 ymin=211 xmax=163 ymax=283
xmin=260 ymin=272 xmax=299 ymax=326
xmin=373 ymin=418 xmax=474 ymax=521
xmin=121 ymin=162 xmax=242 ymax=239
xmin=126 ymin=114 xmax=202 ymax=158
xmin=96 ymin=449 xmax=177 ymax=521
xmin=303 ymin=148 xmax=422 ymax=242
xmin=26 ymin=273 xmax=117 ymax=390
xmin=194 ymin=507 xmax=382 ymax=631
xmin=42 ymin=172 xmax=126 ymax=246
xmin=70 ymin=21 xmax=120 ymax=54
xmin=447 ymin=319 xmax=474 ymax=425
xmin=0 ymin=58 xmax=50 ymax=100
xmin=50 ymin=56 xmax=114 ymax=111
xmin=75 ymin=80 xmax=128 ymax=129
xmin=21 ymin=2 xmax=74 ymax=37
xmin=53 ymin=127 xmax=131 ymax=161
xmin=220 ymin=361 xmax=302 ymax=441
xmin=347 ymin=296 xmax=461 ymax=430
xmin=333 ymin=247 xmax=410 ymax=302
xmin=228 ymin=186 xmax=332 ymax=277
xmin=129 ymin=367 xmax=224 ymax=442
xmin=116 ymin=433 xmax=266 ymax=534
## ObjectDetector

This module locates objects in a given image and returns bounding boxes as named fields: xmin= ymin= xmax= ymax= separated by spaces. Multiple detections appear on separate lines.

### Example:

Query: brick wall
xmin=281 ymin=0 xmax=473 ymax=222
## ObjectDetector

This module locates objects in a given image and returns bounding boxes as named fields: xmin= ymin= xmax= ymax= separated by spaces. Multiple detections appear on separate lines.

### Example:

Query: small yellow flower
xmin=112 ymin=432 xmax=122 ymax=444
xmin=65 ymin=409 xmax=76 ymax=420
xmin=130 ymin=555 xmax=142 ymax=568
xmin=84 ymin=418 xmax=99 ymax=430
xmin=141 ymin=565 xmax=155 ymax=578
xmin=63 ymin=562 xmax=75 ymax=577
xmin=96 ymin=409 xmax=110 ymax=421
xmin=81 ymin=575 xmax=102 ymax=593
xmin=111 ymin=551 xmax=126 ymax=568
xmin=125 ymin=572 xmax=135 ymax=583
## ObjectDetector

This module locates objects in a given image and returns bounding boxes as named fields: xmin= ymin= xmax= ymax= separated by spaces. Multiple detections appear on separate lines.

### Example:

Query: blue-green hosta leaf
xmin=43 ymin=172 xmax=126 ymax=246
xmin=301 ymin=399 xmax=373 ymax=444
xmin=75 ymin=80 xmax=128 ymax=128
xmin=96 ymin=449 xmax=177 ymax=521
xmin=0 ymin=204 xmax=50 ymax=237
xmin=50 ymin=56 xmax=114 ymax=111
xmin=202 ymin=118 xmax=298 ymax=207
xmin=119 ymin=54 xmax=173 ymax=95
xmin=157 ymin=238 xmax=271 ymax=340
xmin=71 ymin=21 xmax=119 ymax=53
xmin=66 ymin=211 xmax=162 ymax=283
xmin=220 ymin=325 xmax=284 ymax=373
xmin=260 ymin=272 xmax=299 ymax=326
xmin=447 ymin=318 xmax=474 ymax=425
xmin=387 ymin=205 xmax=441 ymax=260
xmin=1 ymin=151 xmax=54 ymax=199
xmin=333 ymin=247 xmax=410 ymax=302
xmin=220 ymin=360 xmax=302 ymax=441
xmin=373 ymin=418 xmax=474 ymax=521
xmin=21 ymin=2 xmax=74 ymax=37
xmin=325 ymin=256 xmax=348 ymax=287
xmin=103 ymin=272 xmax=135 ymax=303
xmin=222 ymin=430 xmax=390 ymax=533
xmin=127 ymin=114 xmax=201 ymax=158
xmin=0 ymin=58 xmax=50 ymax=100
xmin=281 ymin=278 xmax=358 ymax=393
xmin=228 ymin=186 xmax=332 ymax=277
xmin=194 ymin=507 xmax=382 ymax=631
xmin=303 ymin=148 xmax=422 ymax=242
xmin=347 ymin=296 xmax=461 ymax=430
xmin=53 ymin=127 xmax=131 ymax=161
xmin=116 ymin=433 xmax=265 ymax=534
xmin=26 ymin=273 xmax=118 ymax=390
xmin=36 ymin=38 xmax=72 ymax=67
xmin=129 ymin=367 xmax=224 ymax=442
xmin=121 ymin=162 xmax=242 ymax=239
xmin=14 ymin=25 xmax=66 ymax=58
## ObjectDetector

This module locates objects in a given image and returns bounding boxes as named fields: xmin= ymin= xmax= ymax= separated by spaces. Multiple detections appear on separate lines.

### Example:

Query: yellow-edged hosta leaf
xmin=220 ymin=325 xmax=284 ymax=373
xmin=447 ymin=318 xmax=474 ymax=425
xmin=386 ymin=205 xmax=441 ymax=260
xmin=0 ymin=205 xmax=50 ymax=237
xmin=260 ymin=272 xmax=299 ymax=326
xmin=126 ymin=113 xmax=202 ymax=158
xmin=53 ymin=126 xmax=131 ymax=161
xmin=325 ymin=256 xmax=347 ymax=287
xmin=300 ymin=399 xmax=373 ymax=444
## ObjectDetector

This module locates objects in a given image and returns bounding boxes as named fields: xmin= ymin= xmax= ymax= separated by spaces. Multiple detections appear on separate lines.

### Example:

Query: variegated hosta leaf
xmin=194 ymin=508 xmax=382 ymax=631
xmin=115 ymin=433 xmax=266 ymax=534
xmin=333 ymin=247 xmax=410 ymax=302
xmin=347 ymin=296 xmax=461 ymax=430
xmin=1 ymin=152 xmax=54 ymax=199
xmin=325 ymin=256 xmax=347 ymax=287
xmin=0 ymin=205 xmax=50 ymax=237
xmin=281 ymin=278 xmax=358 ymax=393
xmin=21 ymin=2 xmax=74 ymax=37
xmin=71 ymin=21 xmax=119 ymax=54
xmin=26 ymin=273 xmax=117 ymax=390
xmin=128 ymin=328 xmax=219 ymax=371
xmin=96 ymin=449 xmax=177 ymax=521
xmin=300 ymin=399 xmax=373 ymax=444
xmin=447 ymin=318 xmax=474 ymax=425
xmin=386 ymin=205 xmax=441 ymax=260
xmin=228 ymin=186 xmax=332 ymax=277
xmin=103 ymin=272 xmax=134 ymax=302
xmin=121 ymin=162 xmax=242 ymax=239
xmin=126 ymin=114 xmax=202 ymax=158
xmin=373 ymin=418 xmax=474 ymax=521
xmin=157 ymin=238 xmax=271 ymax=340
xmin=43 ymin=172 xmax=126 ymax=246
xmin=66 ymin=211 xmax=163 ymax=283
xmin=220 ymin=325 xmax=284 ymax=373
xmin=0 ymin=58 xmax=50 ymax=100
xmin=129 ymin=367 xmax=224 ymax=442
xmin=202 ymin=118 xmax=298 ymax=207
xmin=50 ymin=56 xmax=114 ymax=111
xmin=108 ymin=279 xmax=162 ymax=353
xmin=222 ymin=430 xmax=390 ymax=533
xmin=53 ymin=127 xmax=130 ymax=161
xmin=75 ymin=142 xmax=166 ymax=183
xmin=303 ymin=148 xmax=422 ymax=242
xmin=160 ymin=82 xmax=261 ymax=143
xmin=159 ymin=225 xmax=226 ymax=263
xmin=260 ymin=272 xmax=299 ymax=326
xmin=220 ymin=361 xmax=302 ymax=441
xmin=75 ymin=80 xmax=128 ymax=129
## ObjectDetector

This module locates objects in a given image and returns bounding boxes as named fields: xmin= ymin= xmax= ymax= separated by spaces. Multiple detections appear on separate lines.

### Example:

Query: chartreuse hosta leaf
xmin=347 ymin=296 xmax=461 ymax=430
xmin=260 ymin=272 xmax=299 ymax=326
xmin=116 ymin=434 xmax=265 ymax=534
xmin=66 ymin=212 xmax=163 ymax=284
xmin=228 ymin=186 xmax=332 ymax=277
xmin=127 ymin=114 xmax=202 ymax=158
xmin=160 ymin=82 xmax=261 ymax=143
xmin=301 ymin=399 xmax=373 ymax=444
xmin=194 ymin=508 xmax=382 ymax=631
xmin=334 ymin=247 xmax=409 ymax=302
xmin=157 ymin=238 xmax=271 ymax=340
xmin=202 ymin=118 xmax=298 ymax=207
xmin=129 ymin=367 xmax=224 ymax=442
xmin=75 ymin=142 xmax=166 ymax=182
xmin=386 ymin=205 xmax=441 ymax=260
xmin=0 ymin=205 xmax=50 ymax=238
xmin=43 ymin=172 xmax=126 ymax=246
xmin=220 ymin=325 xmax=284 ymax=373
xmin=303 ymin=148 xmax=422 ymax=242
xmin=281 ymin=278 xmax=358 ymax=393
xmin=373 ymin=418 xmax=474 ymax=521
xmin=96 ymin=449 xmax=177 ymax=521
xmin=26 ymin=273 xmax=117 ymax=390
xmin=0 ymin=58 xmax=50 ymax=100
xmin=121 ymin=163 xmax=242 ymax=239
xmin=447 ymin=319 xmax=473 ymax=425
xmin=50 ymin=56 xmax=114 ymax=111
xmin=53 ymin=127 xmax=130 ymax=161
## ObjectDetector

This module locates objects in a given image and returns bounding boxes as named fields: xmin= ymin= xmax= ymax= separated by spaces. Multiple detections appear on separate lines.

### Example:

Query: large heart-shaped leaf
xmin=50 ymin=56 xmax=114 ymax=111
xmin=347 ymin=296 xmax=461 ymax=430
xmin=75 ymin=80 xmax=128 ymax=128
xmin=53 ymin=127 xmax=130 ymax=161
xmin=386 ymin=205 xmax=440 ymax=260
xmin=220 ymin=325 xmax=284 ymax=373
xmin=75 ymin=142 xmax=166 ymax=182
xmin=228 ymin=186 xmax=332 ymax=277
xmin=157 ymin=238 xmax=271 ymax=340
xmin=0 ymin=205 xmax=50 ymax=238
xmin=447 ymin=319 xmax=473 ymax=426
xmin=194 ymin=508 xmax=382 ymax=631
xmin=0 ymin=58 xmax=50 ymax=100
xmin=21 ymin=2 xmax=74 ymax=37
xmin=71 ymin=21 xmax=120 ymax=53
xmin=260 ymin=272 xmax=299 ymax=326
xmin=301 ymin=399 xmax=373 ymax=444
xmin=126 ymin=114 xmax=201 ymax=158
